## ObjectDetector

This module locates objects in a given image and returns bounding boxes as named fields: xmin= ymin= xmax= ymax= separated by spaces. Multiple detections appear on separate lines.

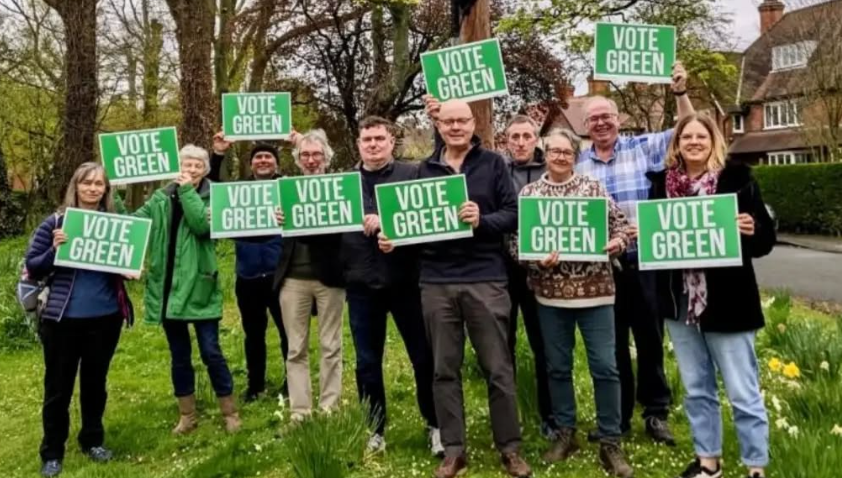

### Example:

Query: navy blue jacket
xmin=417 ymin=138 xmax=518 ymax=283
xmin=209 ymin=152 xmax=283 ymax=280
xmin=341 ymin=160 xmax=420 ymax=289
xmin=24 ymin=213 xmax=134 ymax=324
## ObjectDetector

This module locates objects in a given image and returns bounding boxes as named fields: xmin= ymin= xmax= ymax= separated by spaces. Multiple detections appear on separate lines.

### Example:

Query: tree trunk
xmin=43 ymin=0 xmax=99 ymax=204
xmin=214 ymin=0 xmax=236 ymax=96
xmin=166 ymin=0 xmax=216 ymax=148
xmin=460 ymin=0 xmax=493 ymax=148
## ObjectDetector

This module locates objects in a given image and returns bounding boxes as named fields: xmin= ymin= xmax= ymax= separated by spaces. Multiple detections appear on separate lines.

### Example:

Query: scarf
xmin=666 ymin=166 xmax=720 ymax=324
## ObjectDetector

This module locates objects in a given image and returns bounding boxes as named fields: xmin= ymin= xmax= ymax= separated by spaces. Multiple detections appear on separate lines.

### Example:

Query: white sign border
xmin=277 ymin=171 xmax=365 ymax=237
xmin=420 ymin=38 xmax=510 ymax=103
xmin=592 ymin=21 xmax=677 ymax=85
xmin=98 ymin=126 xmax=181 ymax=186
xmin=517 ymin=196 xmax=610 ymax=263
xmin=209 ymin=180 xmax=283 ymax=239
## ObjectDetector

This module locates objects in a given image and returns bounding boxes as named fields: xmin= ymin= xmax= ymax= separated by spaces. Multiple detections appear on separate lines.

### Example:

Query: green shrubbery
xmin=753 ymin=163 xmax=842 ymax=236
xmin=0 ymin=236 xmax=37 ymax=351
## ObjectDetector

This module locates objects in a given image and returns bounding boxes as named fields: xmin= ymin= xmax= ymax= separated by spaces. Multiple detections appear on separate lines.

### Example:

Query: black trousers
xmin=39 ymin=315 xmax=122 ymax=462
xmin=506 ymin=261 xmax=553 ymax=428
xmin=613 ymin=258 xmax=671 ymax=427
xmin=236 ymin=275 xmax=289 ymax=394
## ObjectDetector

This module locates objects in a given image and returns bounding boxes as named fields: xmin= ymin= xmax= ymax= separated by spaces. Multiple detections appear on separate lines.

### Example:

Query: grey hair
xmin=583 ymin=95 xmax=619 ymax=120
xmin=60 ymin=162 xmax=115 ymax=213
xmin=178 ymin=144 xmax=210 ymax=175
xmin=293 ymin=129 xmax=335 ymax=165
xmin=542 ymin=128 xmax=582 ymax=158
xmin=505 ymin=115 xmax=541 ymax=137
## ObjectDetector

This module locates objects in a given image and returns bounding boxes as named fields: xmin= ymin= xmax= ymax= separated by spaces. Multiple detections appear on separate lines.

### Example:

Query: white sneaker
xmin=428 ymin=427 xmax=445 ymax=457
xmin=367 ymin=433 xmax=386 ymax=453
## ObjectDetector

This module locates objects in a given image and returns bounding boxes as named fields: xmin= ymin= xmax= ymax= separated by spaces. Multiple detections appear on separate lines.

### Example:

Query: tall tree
xmin=459 ymin=0 xmax=494 ymax=147
xmin=42 ymin=0 xmax=98 ymax=203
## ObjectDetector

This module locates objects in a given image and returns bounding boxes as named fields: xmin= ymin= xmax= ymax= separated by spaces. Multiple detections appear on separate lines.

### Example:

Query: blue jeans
xmin=163 ymin=320 xmax=234 ymax=397
xmin=537 ymin=303 xmax=621 ymax=438
xmin=666 ymin=316 xmax=769 ymax=467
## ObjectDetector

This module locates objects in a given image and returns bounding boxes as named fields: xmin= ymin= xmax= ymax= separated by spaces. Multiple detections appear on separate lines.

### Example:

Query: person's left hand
xmin=625 ymin=224 xmax=638 ymax=241
xmin=459 ymin=201 xmax=480 ymax=229
xmin=275 ymin=208 xmax=285 ymax=227
xmin=604 ymin=237 xmax=625 ymax=255
xmin=378 ymin=232 xmax=395 ymax=253
xmin=737 ymin=213 xmax=755 ymax=236
xmin=672 ymin=61 xmax=688 ymax=93
xmin=212 ymin=131 xmax=232 ymax=155
xmin=363 ymin=214 xmax=380 ymax=237
xmin=175 ymin=172 xmax=193 ymax=186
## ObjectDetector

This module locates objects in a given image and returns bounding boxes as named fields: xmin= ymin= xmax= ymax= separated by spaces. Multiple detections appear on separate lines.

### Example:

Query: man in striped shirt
xmin=576 ymin=62 xmax=695 ymax=446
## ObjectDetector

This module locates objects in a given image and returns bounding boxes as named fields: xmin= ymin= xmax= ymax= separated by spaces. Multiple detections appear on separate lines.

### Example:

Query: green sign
xmin=221 ymin=92 xmax=292 ymax=141
xmin=637 ymin=194 xmax=743 ymax=270
xmin=594 ymin=22 xmax=676 ymax=84
xmin=278 ymin=172 xmax=364 ymax=237
xmin=518 ymin=197 xmax=609 ymax=262
xmin=420 ymin=38 xmax=509 ymax=102
xmin=376 ymin=175 xmax=473 ymax=246
xmin=54 ymin=208 xmax=152 ymax=276
xmin=210 ymin=181 xmax=282 ymax=239
xmin=99 ymin=127 xmax=180 ymax=185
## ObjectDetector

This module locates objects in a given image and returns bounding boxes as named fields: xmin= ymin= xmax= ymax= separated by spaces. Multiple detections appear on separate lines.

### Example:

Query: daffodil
xmin=768 ymin=357 xmax=783 ymax=372
xmin=831 ymin=424 xmax=842 ymax=436
xmin=788 ymin=425 xmax=799 ymax=437
xmin=821 ymin=361 xmax=830 ymax=372
xmin=777 ymin=323 xmax=787 ymax=333
xmin=775 ymin=417 xmax=790 ymax=430
xmin=783 ymin=362 xmax=801 ymax=379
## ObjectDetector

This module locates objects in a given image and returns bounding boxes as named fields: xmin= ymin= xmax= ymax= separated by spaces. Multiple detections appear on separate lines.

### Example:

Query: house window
xmin=764 ymin=101 xmax=801 ymax=130
xmin=765 ymin=151 xmax=813 ymax=165
xmin=772 ymin=41 xmax=817 ymax=71
xmin=732 ymin=114 xmax=744 ymax=133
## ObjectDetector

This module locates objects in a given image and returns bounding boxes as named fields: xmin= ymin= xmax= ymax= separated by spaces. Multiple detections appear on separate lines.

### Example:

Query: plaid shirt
xmin=575 ymin=130 xmax=674 ymax=253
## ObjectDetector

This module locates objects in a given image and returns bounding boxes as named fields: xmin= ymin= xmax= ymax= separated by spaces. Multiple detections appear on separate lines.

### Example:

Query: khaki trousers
xmin=279 ymin=278 xmax=345 ymax=416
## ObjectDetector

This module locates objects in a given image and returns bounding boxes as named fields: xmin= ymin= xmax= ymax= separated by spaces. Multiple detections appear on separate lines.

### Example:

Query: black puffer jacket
xmin=647 ymin=161 xmax=776 ymax=333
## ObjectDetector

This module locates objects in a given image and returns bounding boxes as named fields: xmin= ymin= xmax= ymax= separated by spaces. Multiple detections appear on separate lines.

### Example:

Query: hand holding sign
xmin=423 ymin=94 xmax=441 ymax=121
xmin=603 ymin=237 xmax=625 ymax=256
xmin=737 ymin=213 xmax=755 ymax=236
xmin=459 ymin=201 xmax=480 ymax=229
xmin=52 ymin=228 xmax=67 ymax=249
xmin=671 ymin=61 xmax=687 ymax=93
xmin=276 ymin=208 xmax=285 ymax=227
xmin=378 ymin=232 xmax=395 ymax=254
xmin=363 ymin=214 xmax=381 ymax=237
xmin=539 ymin=251 xmax=560 ymax=269
xmin=213 ymin=132 xmax=232 ymax=155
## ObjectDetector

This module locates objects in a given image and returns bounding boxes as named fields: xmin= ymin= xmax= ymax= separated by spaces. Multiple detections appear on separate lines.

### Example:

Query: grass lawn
xmin=1 ymin=237 xmax=840 ymax=478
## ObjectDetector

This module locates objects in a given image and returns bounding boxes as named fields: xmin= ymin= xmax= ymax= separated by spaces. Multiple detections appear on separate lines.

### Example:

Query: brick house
xmin=727 ymin=0 xmax=842 ymax=165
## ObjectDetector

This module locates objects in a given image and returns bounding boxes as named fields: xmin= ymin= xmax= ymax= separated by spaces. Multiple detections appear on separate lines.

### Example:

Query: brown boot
xmin=434 ymin=454 xmax=467 ymax=478
xmin=543 ymin=427 xmax=580 ymax=463
xmin=172 ymin=394 xmax=198 ymax=435
xmin=501 ymin=451 xmax=532 ymax=478
xmin=218 ymin=395 xmax=241 ymax=433
xmin=599 ymin=440 xmax=634 ymax=478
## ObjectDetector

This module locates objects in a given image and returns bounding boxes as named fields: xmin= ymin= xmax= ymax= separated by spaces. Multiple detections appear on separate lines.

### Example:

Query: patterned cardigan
xmin=510 ymin=173 xmax=631 ymax=308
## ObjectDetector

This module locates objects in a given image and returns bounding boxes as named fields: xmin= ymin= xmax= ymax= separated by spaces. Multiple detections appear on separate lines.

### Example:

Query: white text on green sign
xmin=210 ymin=181 xmax=282 ymax=239
xmin=278 ymin=173 xmax=364 ymax=236
xmin=421 ymin=39 xmax=509 ymax=102
xmin=222 ymin=93 xmax=292 ymax=141
xmin=594 ymin=23 xmax=676 ymax=84
xmin=99 ymin=127 xmax=180 ymax=185
xmin=518 ymin=197 xmax=608 ymax=262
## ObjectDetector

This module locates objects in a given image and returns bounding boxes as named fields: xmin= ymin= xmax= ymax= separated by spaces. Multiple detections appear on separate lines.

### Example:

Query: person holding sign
xmin=210 ymin=135 xmax=290 ymax=403
xmin=647 ymin=114 xmax=775 ymax=478
xmin=273 ymin=130 xmax=346 ymax=421
xmin=24 ymin=163 xmax=134 ymax=478
xmin=575 ymin=61 xmax=694 ymax=445
xmin=510 ymin=130 xmax=633 ymax=478
xmin=340 ymin=116 xmax=441 ymax=455
xmin=121 ymin=145 xmax=240 ymax=434
xmin=380 ymin=100 xmax=531 ymax=478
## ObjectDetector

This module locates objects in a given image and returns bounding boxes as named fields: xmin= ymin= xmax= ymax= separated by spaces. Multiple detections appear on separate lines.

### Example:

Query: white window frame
xmin=764 ymin=101 xmax=801 ymax=130
xmin=732 ymin=114 xmax=744 ymax=133
xmin=766 ymin=150 xmax=812 ymax=166
xmin=772 ymin=41 xmax=817 ymax=71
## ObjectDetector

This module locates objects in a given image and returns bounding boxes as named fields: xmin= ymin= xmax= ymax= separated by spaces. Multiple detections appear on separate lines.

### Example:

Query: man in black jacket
xmin=209 ymin=137 xmax=289 ymax=402
xmin=341 ymin=116 xmax=441 ymax=456
xmin=380 ymin=100 xmax=531 ymax=478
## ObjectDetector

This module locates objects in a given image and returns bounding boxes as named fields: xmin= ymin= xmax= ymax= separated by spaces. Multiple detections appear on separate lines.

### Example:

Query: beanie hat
xmin=250 ymin=144 xmax=279 ymax=163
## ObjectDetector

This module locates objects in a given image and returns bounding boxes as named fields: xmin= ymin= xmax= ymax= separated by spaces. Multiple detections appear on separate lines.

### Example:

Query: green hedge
xmin=754 ymin=163 xmax=842 ymax=236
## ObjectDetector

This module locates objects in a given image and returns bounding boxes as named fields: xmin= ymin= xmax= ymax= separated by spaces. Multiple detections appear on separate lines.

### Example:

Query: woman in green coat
xmin=128 ymin=144 xmax=240 ymax=434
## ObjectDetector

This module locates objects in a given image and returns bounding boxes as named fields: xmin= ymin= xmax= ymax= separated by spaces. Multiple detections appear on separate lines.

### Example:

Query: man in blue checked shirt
xmin=576 ymin=62 xmax=695 ymax=446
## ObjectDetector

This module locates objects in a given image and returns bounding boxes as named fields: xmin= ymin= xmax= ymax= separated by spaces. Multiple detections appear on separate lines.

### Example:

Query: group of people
xmin=25 ymin=61 xmax=775 ymax=478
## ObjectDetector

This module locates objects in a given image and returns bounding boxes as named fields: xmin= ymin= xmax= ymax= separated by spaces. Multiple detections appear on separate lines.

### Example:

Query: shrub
xmin=753 ymin=163 xmax=842 ymax=235
xmin=0 ymin=236 xmax=37 ymax=351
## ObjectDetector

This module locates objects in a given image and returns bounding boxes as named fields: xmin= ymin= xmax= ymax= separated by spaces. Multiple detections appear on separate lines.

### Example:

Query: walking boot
xmin=543 ymin=427 xmax=580 ymax=463
xmin=599 ymin=439 xmax=634 ymax=478
xmin=172 ymin=394 xmax=198 ymax=435
xmin=501 ymin=451 xmax=532 ymax=478
xmin=218 ymin=395 xmax=242 ymax=433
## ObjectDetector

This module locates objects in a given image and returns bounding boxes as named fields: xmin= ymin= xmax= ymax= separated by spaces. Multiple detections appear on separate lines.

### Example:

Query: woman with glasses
xmin=510 ymin=129 xmax=634 ymax=478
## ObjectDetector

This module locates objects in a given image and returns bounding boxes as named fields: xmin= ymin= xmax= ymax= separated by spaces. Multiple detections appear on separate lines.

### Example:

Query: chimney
xmin=759 ymin=0 xmax=785 ymax=35
xmin=587 ymin=72 xmax=609 ymax=97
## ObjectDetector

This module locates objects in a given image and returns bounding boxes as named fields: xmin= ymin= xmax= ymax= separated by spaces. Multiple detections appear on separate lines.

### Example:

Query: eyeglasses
xmin=585 ymin=113 xmax=617 ymax=125
xmin=545 ymin=148 xmax=576 ymax=160
xmin=438 ymin=117 xmax=474 ymax=128
xmin=299 ymin=152 xmax=325 ymax=161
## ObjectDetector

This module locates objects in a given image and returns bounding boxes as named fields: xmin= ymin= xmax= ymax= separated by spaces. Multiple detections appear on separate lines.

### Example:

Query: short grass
xmin=1 ymin=237 xmax=840 ymax=477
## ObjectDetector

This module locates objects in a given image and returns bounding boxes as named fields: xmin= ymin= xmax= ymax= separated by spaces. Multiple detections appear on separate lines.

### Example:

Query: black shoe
xmin=677 ymin=458 xmax=722 ymax=478
xmin=40 ymin=460 xmax=62 ymax=477
xmin=645 ymin=416 xmax=676 ymax=446
xmin=243 ymin=388 xmax=265 ymax=403
xmin=587 ymin=425 xmax=631 ymax=443
xmin=83 ymin=446 xmax=113 ymax=463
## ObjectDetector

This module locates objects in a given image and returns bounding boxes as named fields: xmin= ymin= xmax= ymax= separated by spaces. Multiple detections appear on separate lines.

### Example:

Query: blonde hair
xmin=60 ymin=162 xmax=115 ymax=213
xmin=666 ymin=113 xmax=727 ymax=171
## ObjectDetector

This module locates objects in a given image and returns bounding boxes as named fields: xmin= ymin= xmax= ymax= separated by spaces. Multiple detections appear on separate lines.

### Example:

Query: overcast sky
xmin=726 ymin=1 xmax=762 ymax=49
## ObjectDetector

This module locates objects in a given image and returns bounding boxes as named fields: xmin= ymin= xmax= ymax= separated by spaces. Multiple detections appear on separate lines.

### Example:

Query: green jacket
xmin=119 ymin=179 xmax=222 ymax=324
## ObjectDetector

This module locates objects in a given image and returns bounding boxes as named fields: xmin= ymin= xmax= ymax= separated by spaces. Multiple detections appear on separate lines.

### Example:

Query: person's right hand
xmin=625 ymin=224 xmax=638 ymax=240
xmin=287 ymin=130 xmax=301 ymax=146
xmin=539 ymin=251 xmax=560 ymax=269
xmin=377 ymin=232 xmax=395 ymax=253
xmin=212 ymin=132 xmax=232 ymax=155
xmin=423 ymin=94 xmax=441 ymax=121
xmin=52 ymin=229 xmax=67 ymax=249
xmin=175 ymin=172 xmax=193 ymax=186
xmin=275 ymin=208 xmax=285 ymax=227
xmin=363 ymin=214 xmax=380 ymax=237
